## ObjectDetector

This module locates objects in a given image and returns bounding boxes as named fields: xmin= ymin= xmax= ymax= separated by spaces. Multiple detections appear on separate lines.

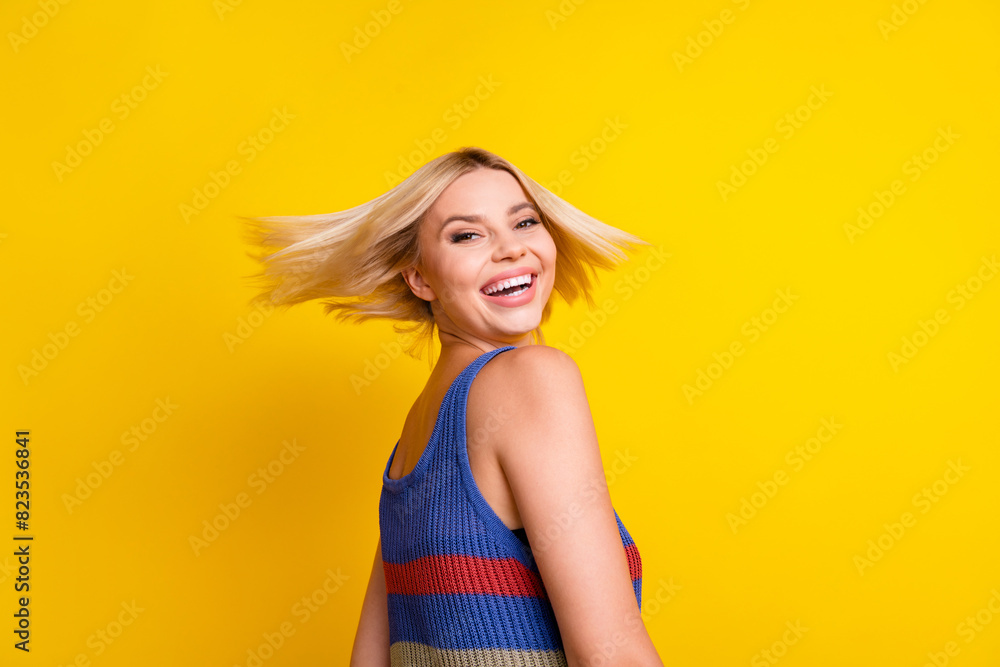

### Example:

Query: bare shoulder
xmin=469 ymin=344 xmax=592 ymax=457
xmin=468 ymin=345 xmax=591 ymax=459
xmin=474 ymin=344 xmax=584 ymax=396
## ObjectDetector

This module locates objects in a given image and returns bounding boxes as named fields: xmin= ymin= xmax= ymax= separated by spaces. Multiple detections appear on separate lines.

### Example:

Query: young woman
xmin=243 ymin=147 xmax=663 ymax=666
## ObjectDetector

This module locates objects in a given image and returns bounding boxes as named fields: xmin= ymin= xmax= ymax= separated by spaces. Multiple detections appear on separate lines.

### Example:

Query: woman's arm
xmin=349 ymin=537 xmax=391 ymax=667
xmin=486 ymin=346 xmax=663 ymax=667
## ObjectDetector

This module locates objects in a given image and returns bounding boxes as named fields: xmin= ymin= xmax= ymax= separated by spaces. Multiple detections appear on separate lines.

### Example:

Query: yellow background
xmin=3 ymin=0 xmax=999 ymax=664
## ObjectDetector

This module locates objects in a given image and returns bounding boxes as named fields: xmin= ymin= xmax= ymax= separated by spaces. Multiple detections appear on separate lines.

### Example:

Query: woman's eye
xmin=451 ymin=219 xmax=539 ymax=243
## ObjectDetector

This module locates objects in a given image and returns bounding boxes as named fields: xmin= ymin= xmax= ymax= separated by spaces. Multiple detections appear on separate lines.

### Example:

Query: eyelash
xmin=450 ymin=218 xmax=541 ymax=243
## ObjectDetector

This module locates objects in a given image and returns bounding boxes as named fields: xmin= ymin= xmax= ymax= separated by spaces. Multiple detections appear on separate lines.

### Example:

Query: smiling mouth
xmin=480 ymin=273 xmax=535 ymax=297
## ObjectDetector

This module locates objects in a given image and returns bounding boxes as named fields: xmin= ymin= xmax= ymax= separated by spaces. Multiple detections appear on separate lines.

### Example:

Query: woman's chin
xmin=493 ymin=315 xmax=543 ymax=340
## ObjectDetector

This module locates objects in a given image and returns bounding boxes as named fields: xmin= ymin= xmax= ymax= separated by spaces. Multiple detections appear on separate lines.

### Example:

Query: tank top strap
xmin=437 ymin=345 xmax=517 ymax=456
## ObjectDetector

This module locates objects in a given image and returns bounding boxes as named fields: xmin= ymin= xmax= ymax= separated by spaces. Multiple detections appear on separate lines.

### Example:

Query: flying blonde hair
xmin=240 ymin=146 xmax=650 ymax=362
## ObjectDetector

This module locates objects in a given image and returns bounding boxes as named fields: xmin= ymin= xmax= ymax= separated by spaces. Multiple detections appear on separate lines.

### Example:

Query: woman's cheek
xmin=439 ymin=283 xmax=462 ymax=308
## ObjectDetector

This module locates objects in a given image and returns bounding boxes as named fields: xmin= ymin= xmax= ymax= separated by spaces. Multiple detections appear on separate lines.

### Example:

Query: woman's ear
xmin=401 ymin=265 xmax=437 ymax=302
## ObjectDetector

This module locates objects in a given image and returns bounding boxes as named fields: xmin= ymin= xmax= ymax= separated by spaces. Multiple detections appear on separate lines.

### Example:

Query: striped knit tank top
xmin=380 ymin=345 xmax=642 ymax=665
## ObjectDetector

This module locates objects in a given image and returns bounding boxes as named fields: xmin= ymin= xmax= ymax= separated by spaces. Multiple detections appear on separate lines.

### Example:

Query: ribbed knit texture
xmin=380 ymin=345 xmax=642 ymax=666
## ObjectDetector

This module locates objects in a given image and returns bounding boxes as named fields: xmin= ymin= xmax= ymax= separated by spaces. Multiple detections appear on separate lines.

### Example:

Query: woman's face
xmin=403 ymin=168 xmax=557 ymax=347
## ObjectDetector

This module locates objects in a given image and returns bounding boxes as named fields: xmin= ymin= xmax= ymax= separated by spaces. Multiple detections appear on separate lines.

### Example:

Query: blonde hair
xmin=240 ymin=146 xmax=650 ymax=362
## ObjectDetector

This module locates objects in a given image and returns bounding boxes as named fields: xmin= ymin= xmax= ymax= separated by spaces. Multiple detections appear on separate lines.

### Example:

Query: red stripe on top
xmin=625 ymin=542 xmax=642 ymax=582
xmin=384 ymin=554 xmax=548 ymax=598
xmin=385 ymin=544 xmax=642 ymax=599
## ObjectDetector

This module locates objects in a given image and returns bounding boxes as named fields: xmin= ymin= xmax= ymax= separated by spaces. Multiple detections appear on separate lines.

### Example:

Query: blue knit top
xmin=379 ymin=345 xmax=642 ymax=665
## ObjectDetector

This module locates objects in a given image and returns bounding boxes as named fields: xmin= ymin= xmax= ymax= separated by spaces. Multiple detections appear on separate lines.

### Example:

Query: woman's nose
xmin=492 ymin=228 xmax=527 ymax=260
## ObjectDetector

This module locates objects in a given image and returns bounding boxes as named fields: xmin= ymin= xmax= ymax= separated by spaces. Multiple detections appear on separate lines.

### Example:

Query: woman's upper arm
xmin=488 ymin=346 xmax=660 ymax=666
xmin=350 ymin=537 xmax=390 ymax=667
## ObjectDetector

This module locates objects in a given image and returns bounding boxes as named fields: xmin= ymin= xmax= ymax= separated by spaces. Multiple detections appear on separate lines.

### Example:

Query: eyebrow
xmin=440 ymin=202 xmax=539 ymax=230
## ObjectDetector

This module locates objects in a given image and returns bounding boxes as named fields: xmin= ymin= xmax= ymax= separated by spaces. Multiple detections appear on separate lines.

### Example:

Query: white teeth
xmin=483 ymin=273 xmax=533 ymax=295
